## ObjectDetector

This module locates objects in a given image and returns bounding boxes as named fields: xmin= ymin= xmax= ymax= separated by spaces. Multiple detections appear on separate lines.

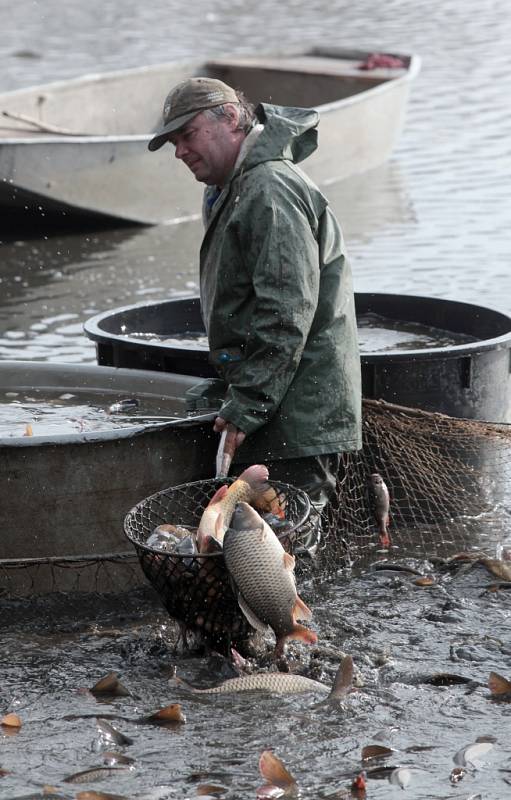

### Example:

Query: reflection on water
xmin=124 ymin=329 xmax=210 ymax=349
xmin=0 ymin=389 xmax=186 ymax=438
xmin=357 ymin=312 xmax=477 ymax=352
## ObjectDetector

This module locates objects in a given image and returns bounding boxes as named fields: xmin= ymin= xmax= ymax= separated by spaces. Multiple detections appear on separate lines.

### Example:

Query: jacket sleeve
xmin=218 ymin=167 xmax=321 ymax=435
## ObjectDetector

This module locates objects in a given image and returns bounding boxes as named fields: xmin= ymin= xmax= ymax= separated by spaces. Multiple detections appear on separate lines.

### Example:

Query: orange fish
xmin=197 ymin=464 xmax=274 ymax=550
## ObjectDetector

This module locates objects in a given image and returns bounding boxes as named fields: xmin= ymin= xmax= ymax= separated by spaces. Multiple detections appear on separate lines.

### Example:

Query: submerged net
xmin=321 ymin=398 xmax=511 ymax=568
xmin=1 ymin=399 xmax=510 ymax=619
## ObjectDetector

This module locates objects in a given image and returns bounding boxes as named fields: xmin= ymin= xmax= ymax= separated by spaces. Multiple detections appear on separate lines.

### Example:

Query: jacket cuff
xmin=218 ymin=399 xmax=270 ymax=436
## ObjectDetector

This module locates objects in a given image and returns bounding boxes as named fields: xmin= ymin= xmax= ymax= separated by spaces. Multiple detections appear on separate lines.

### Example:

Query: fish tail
xmin=259 ymin=750 xmax=296 ymax=788
xmin=275 ymin=625 xmax=317 ymax=657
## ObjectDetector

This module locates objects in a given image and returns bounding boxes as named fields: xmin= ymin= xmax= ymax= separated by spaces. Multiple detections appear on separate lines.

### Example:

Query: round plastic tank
xmin=84 ymin=294 xmax=511 ymax=422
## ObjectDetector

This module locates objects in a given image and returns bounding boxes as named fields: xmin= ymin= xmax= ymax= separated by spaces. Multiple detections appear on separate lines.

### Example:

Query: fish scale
xmin=224 ymin=525 xmax=297 ymax=632
xmin=178 ymin=672 xmax=329 ymax=694
xmin=222 ymin=502 xmax=316 ymax=656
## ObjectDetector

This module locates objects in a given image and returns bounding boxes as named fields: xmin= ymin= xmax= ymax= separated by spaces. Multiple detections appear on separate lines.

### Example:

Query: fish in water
xmin=367 ymin=473 xmax=391 ymax=548
xmin=222 ymin=502 xmax=317 ymax=658
xmin=63 ymin=766 xmax=131 ymax=784
xmin=196 ymin=464 xmax=275 ymax=550
xmin=107 ymin=398 xmax=139 ymax=414
xmin=258 ymin=749 xmax=297 ymax=796
xmin=96 ymin=718 xmax=133 ymax=746
xmin=173 ymin=655 xmax=353 ymax=697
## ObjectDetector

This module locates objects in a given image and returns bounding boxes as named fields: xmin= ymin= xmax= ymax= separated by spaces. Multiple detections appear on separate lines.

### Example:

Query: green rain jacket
xmin=199 ymin=102 xmax=362 ymax=463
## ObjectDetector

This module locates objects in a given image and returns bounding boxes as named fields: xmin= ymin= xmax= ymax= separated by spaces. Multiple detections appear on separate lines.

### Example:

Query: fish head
xmin=368 ymin=473 xmax=389 ymax=503
xmin=231 ymin=501 xmax=264 ymax=532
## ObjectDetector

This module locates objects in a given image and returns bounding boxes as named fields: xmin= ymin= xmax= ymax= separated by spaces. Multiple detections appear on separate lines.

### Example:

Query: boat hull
xmin=0 ymin=49 xmax=420 ymax=226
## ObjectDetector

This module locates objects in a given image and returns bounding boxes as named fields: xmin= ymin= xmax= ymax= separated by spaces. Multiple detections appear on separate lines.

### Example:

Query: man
xmin=148 ymin=77 xmax=362 ymax=520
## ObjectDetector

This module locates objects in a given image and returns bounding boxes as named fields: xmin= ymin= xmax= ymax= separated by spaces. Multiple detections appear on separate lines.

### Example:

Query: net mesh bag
xmin=124 ymin=478 xmax=319 ymax=652
xmin=321 ymin=398 xmax=511 ymax=568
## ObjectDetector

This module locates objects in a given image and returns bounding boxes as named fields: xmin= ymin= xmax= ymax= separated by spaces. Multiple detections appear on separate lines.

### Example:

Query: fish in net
xmin=320 ymin=398 xmax=511 ymax=569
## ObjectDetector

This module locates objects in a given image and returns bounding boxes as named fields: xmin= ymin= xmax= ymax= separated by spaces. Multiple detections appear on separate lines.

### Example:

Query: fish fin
xmin=488 ymin=671 xmax=511 ymax=695
xmin=199 ymin=534 xmax=223 ymax=554
xmin=282 ymin=624 xmax=317 ymax=652
xmin=259 ymin=749 xmax=296 ymax=789
xmin=328 ymin=655 xmax=354 ymax=701
xmin=283 ymin=552 xmax=295 ymax=572
xmin=170 ymin=672 xmax=199 ymax=693
xmin=293 ymin=595 xmax=312 ymax=621
xmin=237 ymin=593 xmax=269 ymax=633
xmin=208 ymin=484 xmax=229 ymax=506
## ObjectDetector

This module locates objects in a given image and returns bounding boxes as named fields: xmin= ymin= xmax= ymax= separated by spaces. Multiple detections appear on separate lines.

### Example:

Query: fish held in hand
xmin=223 ymin=501 xmax=317 ymax=658
xmin=367 ymin=473 xmax=391 ymax=548
xmin=197 ymin=464 xmax=271 ymax=550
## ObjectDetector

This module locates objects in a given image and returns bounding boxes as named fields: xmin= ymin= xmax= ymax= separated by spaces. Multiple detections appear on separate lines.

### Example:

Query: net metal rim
xmin=123 ymin=477 xmax=311 ymax=560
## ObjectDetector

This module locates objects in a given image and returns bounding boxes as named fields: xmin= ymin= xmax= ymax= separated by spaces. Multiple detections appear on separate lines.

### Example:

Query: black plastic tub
xmin=84 ymin=294 xmax=511 ymax=422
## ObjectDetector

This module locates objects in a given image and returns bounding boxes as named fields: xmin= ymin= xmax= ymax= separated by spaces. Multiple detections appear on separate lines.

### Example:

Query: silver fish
xmin=367 ymin=473 xmax=391 ymax=547
xmin=174 ymin=656 xmax=353 ymax=698
xmin=63 ymin=765 xmax=130 ymax=784
xmin=223 ymin=502 xmax=317 ymax=658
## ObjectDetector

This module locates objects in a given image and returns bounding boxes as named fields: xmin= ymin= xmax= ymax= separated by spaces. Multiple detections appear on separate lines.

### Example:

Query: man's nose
xmin=174 ymin=140 xmax=188 ymax=160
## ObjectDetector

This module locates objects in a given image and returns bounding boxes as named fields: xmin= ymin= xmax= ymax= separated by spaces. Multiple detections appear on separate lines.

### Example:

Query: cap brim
xmin=147 ymin=110 xmax=198 ymax=152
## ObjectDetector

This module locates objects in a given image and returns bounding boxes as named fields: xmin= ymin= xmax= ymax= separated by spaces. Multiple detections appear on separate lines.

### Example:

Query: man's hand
xmin=213 ymin=417 xmax=246 ymax=453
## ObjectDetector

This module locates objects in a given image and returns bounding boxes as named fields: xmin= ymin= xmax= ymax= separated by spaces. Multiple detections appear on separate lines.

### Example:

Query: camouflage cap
xmin=148 ymin=77 xmax=239 ymax=152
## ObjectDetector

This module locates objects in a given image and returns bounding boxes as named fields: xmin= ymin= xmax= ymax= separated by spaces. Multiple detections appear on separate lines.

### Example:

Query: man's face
xmin=168 ymin=109 xmax=241 ymax=187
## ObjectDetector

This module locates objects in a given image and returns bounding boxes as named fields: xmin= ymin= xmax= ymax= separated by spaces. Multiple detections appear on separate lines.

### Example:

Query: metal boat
xmin=0 ymin=47 xmax=420 ymax=227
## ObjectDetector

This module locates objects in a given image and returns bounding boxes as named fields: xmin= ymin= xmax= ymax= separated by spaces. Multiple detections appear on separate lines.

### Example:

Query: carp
xmin=173 ymin=655 xmax=354 ymax=697
xmin=196 ymin=464 xmax=277 ymax=550
xmin=223 ymin=501 xmax=317 ymax=658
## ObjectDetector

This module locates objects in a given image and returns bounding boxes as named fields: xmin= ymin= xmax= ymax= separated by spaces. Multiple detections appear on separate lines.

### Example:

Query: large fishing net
xmin=322 ymin=398 xmax=511 ymax=569
xmin=1 ymin=399 xmax=510 ymax=637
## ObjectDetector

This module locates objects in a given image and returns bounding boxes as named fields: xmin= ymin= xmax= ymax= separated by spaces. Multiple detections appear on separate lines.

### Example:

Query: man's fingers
xmin=214 ymin=417 xmax=246 ymax=450
xmin=213 ymin=416 xmax=227 ymax=433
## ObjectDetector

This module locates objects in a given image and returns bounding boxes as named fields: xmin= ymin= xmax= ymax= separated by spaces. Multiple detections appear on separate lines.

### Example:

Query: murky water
xmin=113 ymin=315 xmax=477 ymax=354
xmin=1 ymin=562 xmax=510 ymax=799
xmin=1 ymin=1 xmax=511 ymax=798
xmin=0 ymin=389 xmax=190 ymax=438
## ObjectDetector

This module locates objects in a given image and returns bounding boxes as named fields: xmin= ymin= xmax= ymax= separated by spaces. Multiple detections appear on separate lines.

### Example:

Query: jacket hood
xmin=240 ymin=103 xmax=319 ymax=169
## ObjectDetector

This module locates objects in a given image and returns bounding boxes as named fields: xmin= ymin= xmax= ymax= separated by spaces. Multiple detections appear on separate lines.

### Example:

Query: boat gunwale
xmin=0 ymin=51 xmax=421 ymax=145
